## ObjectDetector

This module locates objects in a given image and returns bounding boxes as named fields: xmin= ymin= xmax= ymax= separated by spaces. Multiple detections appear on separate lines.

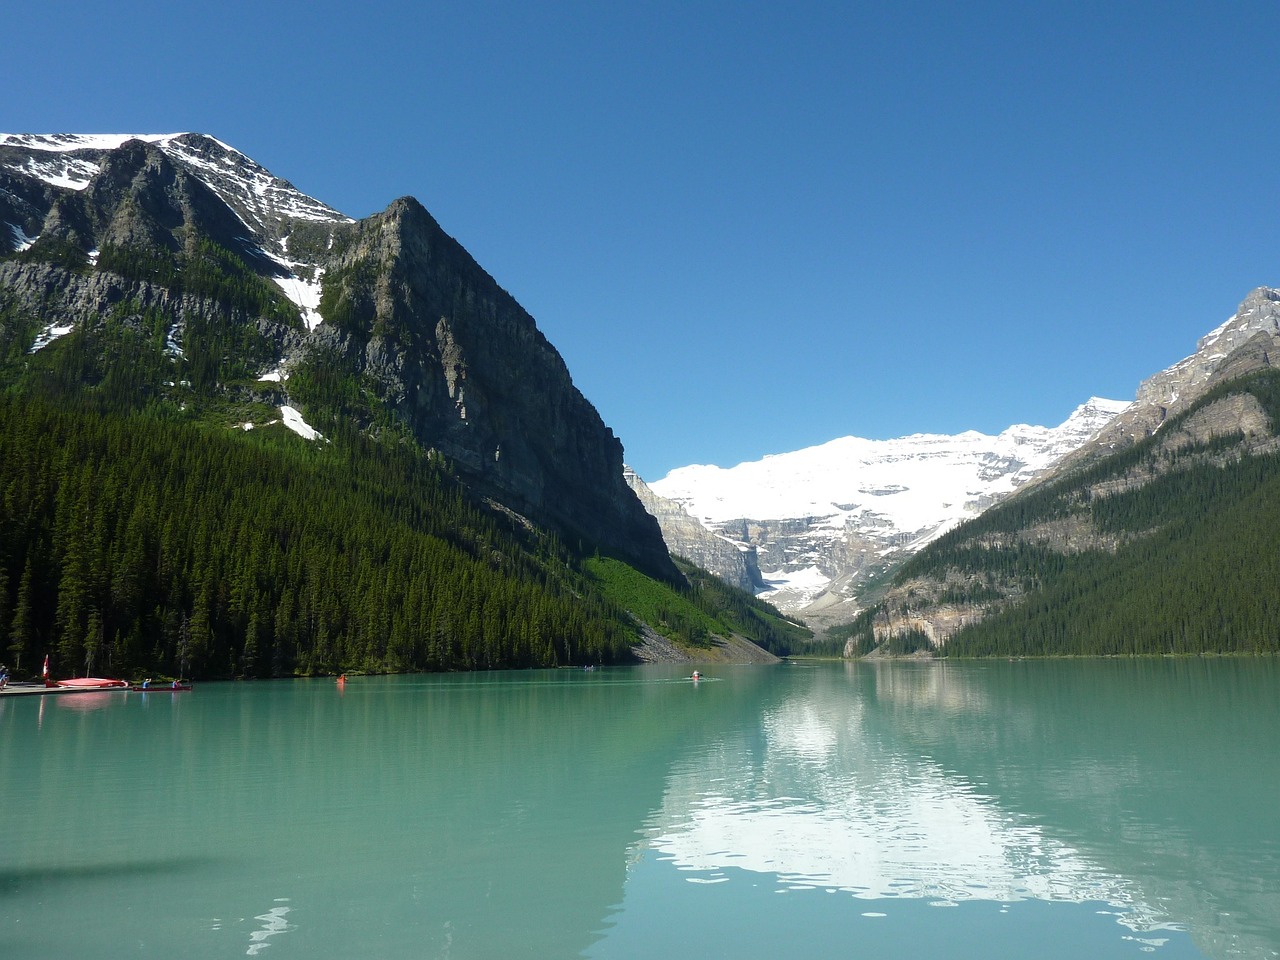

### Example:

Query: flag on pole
xmin=42 ymin=654 xmax=49 ymax=680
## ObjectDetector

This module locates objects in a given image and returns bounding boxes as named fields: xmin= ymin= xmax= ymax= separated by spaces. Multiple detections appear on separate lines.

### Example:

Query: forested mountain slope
xmin=840 ymin=368 xmax=1280 ymax=657
xmin=0 ymin=133 xmax=674 ymax=581
xmin=0 ymin=134 xmax=804 ymax=679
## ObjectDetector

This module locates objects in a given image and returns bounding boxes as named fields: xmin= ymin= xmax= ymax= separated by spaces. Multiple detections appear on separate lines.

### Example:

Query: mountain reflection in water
xmin=2 ymin=662 xmax=1276 ymax=960
xmin=626 ymin=661 xmax=1279 ymax=960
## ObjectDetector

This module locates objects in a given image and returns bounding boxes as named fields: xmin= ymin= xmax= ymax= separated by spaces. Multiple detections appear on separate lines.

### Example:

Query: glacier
xmin=650 ymin=397 xmax=1130 ymax=613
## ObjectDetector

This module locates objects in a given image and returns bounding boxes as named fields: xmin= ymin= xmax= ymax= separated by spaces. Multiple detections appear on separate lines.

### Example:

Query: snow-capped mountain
xmin=0 ymin=133 xmax=350 ymax=333
xmin=0 ymin=133 xmax=677 ymax=581
xmin=648 ymin=397 xmax=1129 ymax=615
xmin=0 ymin=133 xmax=350 ymax=230
xmin=866 ymin=286 xmax=1280 ymax=656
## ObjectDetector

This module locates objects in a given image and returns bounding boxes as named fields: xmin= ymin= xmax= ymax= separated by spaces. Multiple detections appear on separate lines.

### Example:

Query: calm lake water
xmin=2 ymin=660 xmax=1278 ymax=959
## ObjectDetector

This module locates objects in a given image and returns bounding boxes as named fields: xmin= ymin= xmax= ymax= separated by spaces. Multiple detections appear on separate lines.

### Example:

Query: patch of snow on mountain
xmin=265 ymin=250 xmax=326 ymax=330
xmin=1197 ymin=313 xmax=1236 ymax=353
xmin=6 ymin=222 xmax=38 ymax=251
xmin=29 ymin=322 xmax=75 ymax=353
xmin=1 ymin=133 xmax=352 ymax=230
xmin=18 ymin=153 xmax=101 ymax=190
xmin=759 ymin=565 xmax=830 ymax=604
xmin=158 ymin=135 xmax=352 ymax=227
xmin=0 ymin=133 xmax=176 ymax=152
xmin=280 ymin=405 xmax=323 ymax=441
xmin=0 ymin=134 xmax=176 ymax=191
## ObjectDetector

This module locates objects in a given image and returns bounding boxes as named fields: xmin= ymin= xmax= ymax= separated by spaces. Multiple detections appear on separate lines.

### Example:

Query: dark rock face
xmin=0 ymin=134 xmax=678 ymax=583
xmin=19 ymin=140 xmax=271 ymax=269
xmin=329 ymin=197 xmax=678 ymax=580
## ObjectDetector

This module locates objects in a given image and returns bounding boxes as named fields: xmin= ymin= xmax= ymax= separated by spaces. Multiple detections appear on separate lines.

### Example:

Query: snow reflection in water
xmin=641 ymin=693 xmax=1178 ymax=939
xmin=245 ymin=899 xmax=292 ymax=956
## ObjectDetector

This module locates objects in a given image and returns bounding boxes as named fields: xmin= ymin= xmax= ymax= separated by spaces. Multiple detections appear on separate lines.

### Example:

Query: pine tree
xmin=83 ymin=610 xmax=103 ymax=676
xmin=8 ymin=557 xmax=37 ymax=675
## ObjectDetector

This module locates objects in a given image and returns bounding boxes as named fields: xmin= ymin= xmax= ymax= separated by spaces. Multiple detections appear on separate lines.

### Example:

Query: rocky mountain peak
xmin=152 ymin=133 xmax=352 ymax=236
xmin=90 ymin=139 xmax=253 ymax=255
xmin=315 ymin=192 xmax=676 ymax=580
xmin=864 ymin=285 xmax=1280 ymax=659
xmin=1066 ymin=396 xmax=1134 ymax=428
xmin=1063 ymin=287 xmax=1280 ymax=466
xmin=1137 ymin=286 xmax=1280 ymax=409
xmin=0 ymin=133 xmax=351 ymax=257
xmin=1 ymin=132 xmax=676 ymax=583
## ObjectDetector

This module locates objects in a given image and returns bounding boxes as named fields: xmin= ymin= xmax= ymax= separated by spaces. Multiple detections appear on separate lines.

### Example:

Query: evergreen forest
xmin=884 ymin=369 xmax=1280 ymax=657
xmin=0 ymin=239 xmax=805 ymax=680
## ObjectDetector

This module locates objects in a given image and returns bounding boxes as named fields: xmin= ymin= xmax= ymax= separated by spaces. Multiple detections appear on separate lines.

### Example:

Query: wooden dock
xmin=0 ymin=684 xmax=131 ymax=697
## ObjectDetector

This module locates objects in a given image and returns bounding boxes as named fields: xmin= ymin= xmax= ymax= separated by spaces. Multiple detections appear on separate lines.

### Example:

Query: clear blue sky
xmin=9 ymin=1 xmax=1280 ymax=479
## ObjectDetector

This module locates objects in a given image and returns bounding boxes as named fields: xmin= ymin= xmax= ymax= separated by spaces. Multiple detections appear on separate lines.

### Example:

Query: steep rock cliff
xmin=320 ymin=196 xmax=677 ymax=580
xmin=624 ymin=467 xmax=763 ymax=592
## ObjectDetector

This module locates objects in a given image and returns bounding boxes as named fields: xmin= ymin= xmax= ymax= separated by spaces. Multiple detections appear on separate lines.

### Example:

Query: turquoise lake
xmin=2 ymin=659 xmax=1278 ymax=959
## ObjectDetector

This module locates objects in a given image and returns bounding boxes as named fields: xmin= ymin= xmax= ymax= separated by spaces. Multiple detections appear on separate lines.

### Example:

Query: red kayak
xmin=55 ymin=678 xmax=129 ymax=689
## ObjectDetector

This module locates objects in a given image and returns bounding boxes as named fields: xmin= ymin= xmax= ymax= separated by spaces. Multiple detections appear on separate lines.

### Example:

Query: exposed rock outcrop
xmin=327 ymin=196 xmax=678 ymax=581
xmin=624 ymin=468 xmax=763 ymax=591
xmin=1061 ymin=287 xmax=1280 ymax=468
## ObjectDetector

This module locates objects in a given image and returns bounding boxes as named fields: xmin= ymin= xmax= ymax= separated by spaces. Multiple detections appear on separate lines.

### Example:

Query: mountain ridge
xmin=2 ymin=131 xmax=808 ymax=681
xmin=0 ymin=132 xmax=677 ymax=583
xmin=851 ymin=285 xmax=1280 ymax=657
xmin=1049 ymin=286 xmax=1280 ymax=474
xmin=644 ymin=394 xmax=1128 ymax=619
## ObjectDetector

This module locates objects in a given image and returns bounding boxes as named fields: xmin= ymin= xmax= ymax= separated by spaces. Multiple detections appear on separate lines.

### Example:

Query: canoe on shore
xmin=55 ymin=678 xmax=129 ymax=689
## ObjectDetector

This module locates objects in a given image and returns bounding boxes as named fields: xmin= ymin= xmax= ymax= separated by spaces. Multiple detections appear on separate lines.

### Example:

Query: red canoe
xmin=55 ymin=678 xmax=129 ymax=689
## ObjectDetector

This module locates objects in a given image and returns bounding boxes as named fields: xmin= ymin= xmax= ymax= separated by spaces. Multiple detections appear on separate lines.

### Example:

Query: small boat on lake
xmin=54 ymin=678 xmax=129 ymax=689
xmin=130 ymin=681 xmax=192 ymax=692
